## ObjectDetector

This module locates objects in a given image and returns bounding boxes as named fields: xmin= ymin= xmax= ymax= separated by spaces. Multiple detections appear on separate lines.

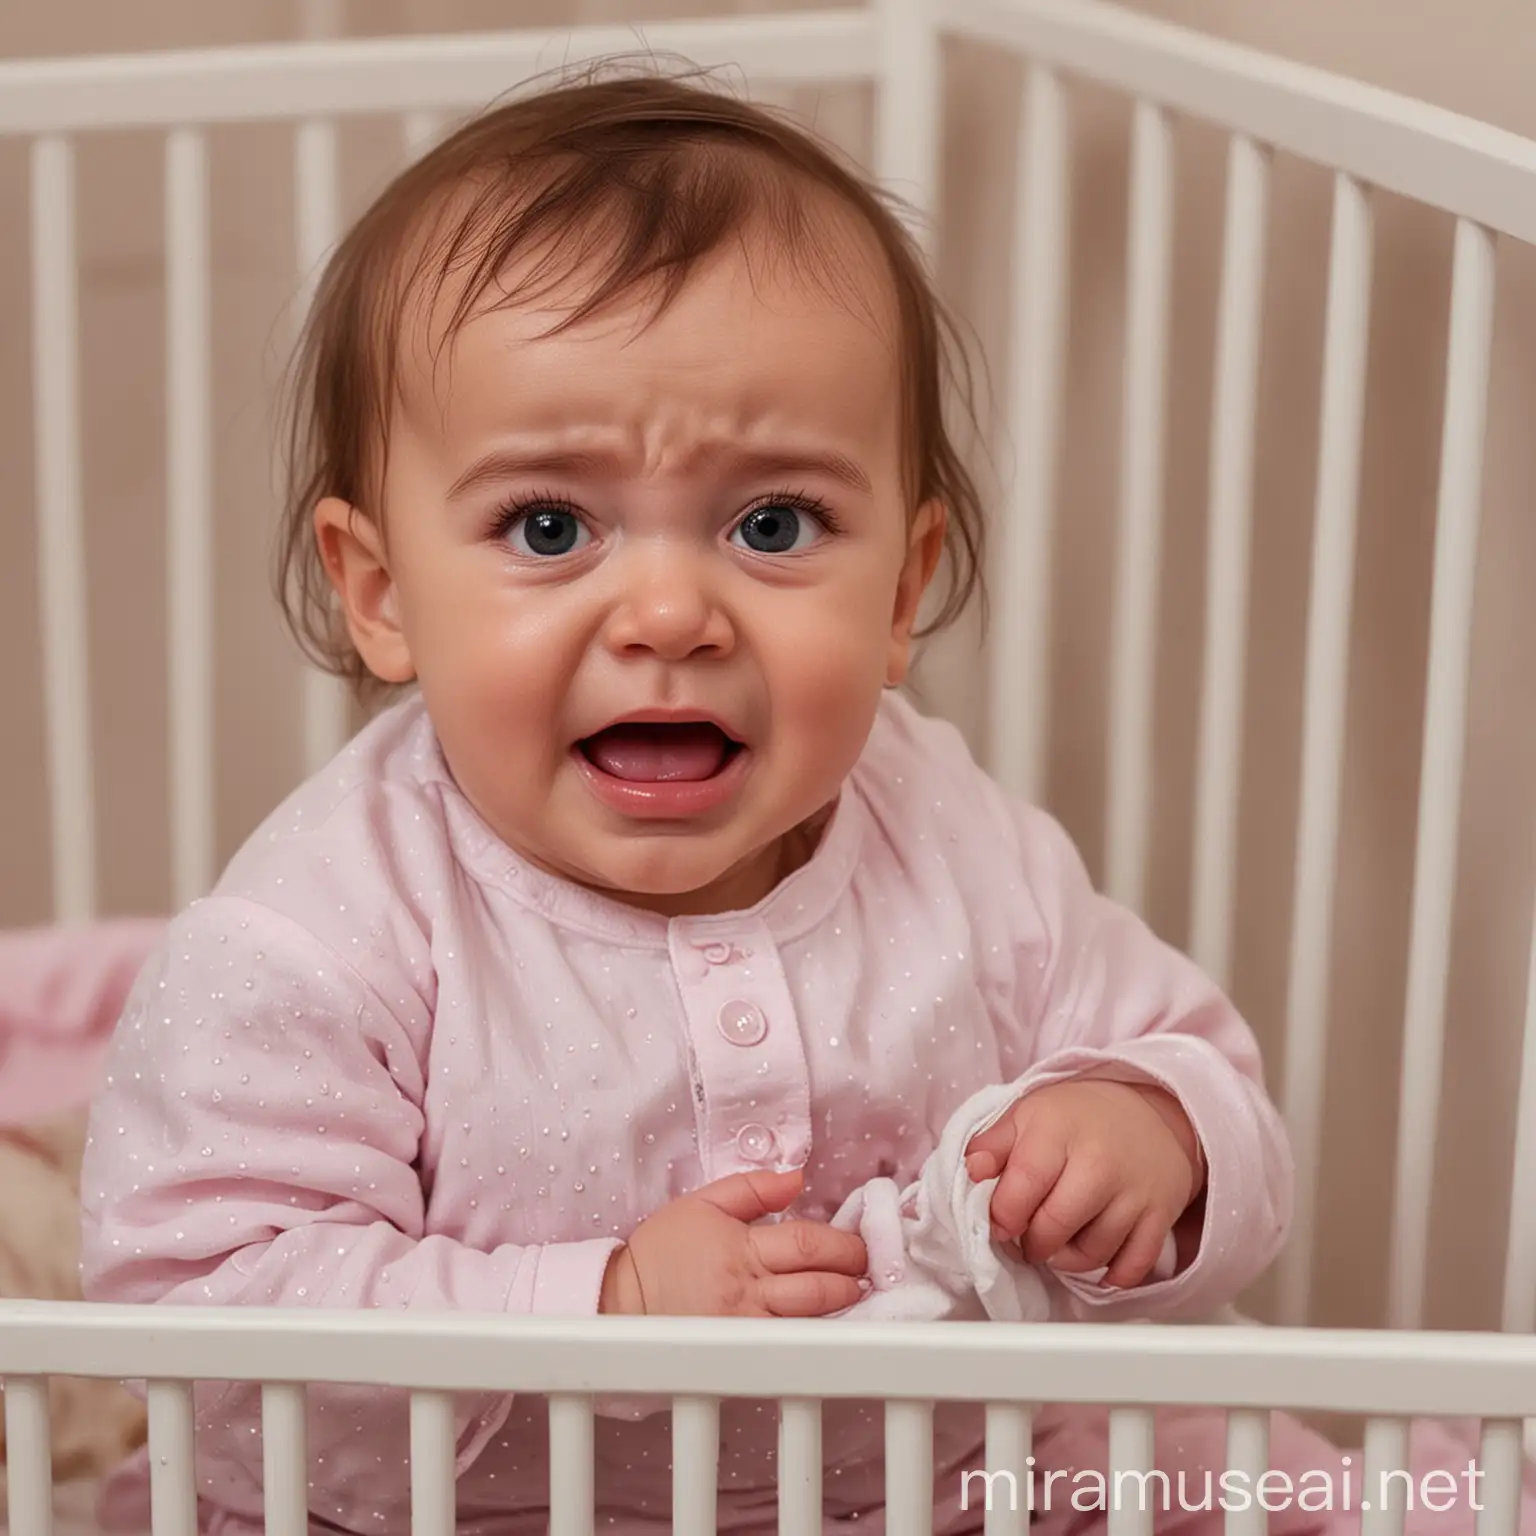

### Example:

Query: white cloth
xmin=829 ymin=1080 xmax=1177 ymax=1322
xmin=597 ymin=1080 xmax=1184 ymax=1419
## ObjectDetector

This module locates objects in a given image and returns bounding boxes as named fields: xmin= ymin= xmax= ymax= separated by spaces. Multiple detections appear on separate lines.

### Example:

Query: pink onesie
xmin=82 ymin=689 xmax=1303 ymax=1533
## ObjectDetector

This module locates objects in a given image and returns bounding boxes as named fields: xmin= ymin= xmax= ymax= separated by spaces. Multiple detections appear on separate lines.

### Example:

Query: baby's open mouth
xmin=577 ymin=722 xmax=745 ymax=783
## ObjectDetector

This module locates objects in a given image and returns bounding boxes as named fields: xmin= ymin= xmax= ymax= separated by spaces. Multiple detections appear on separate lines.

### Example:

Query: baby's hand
xmin=963 ymin=1080 xmax=1205 ymax=1289
xmin=599 ymin=1167 xmax=869 ymax=1317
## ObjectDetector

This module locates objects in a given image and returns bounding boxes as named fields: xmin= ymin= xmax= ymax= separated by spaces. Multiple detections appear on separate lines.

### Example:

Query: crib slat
xmin=886 ymin=1399 xmax=935 ymax=1536
xmin=165 ymin=126 xmax=216 ymax=909
xmin=261 ymin=1382 xmax=308 ymax=1535
xmin=30 ymin=133 xmax=95 ymax=926
xmin=870 ymin=0 xmax=940 ymax=260
xmin=1106 ymin=98 xmax=1175 ymax=915
xmin=1275 ymin=169 xmax=1374 ymax=1328
xmin=1222 ymin=1407 xmax=1269 ymax=1536
xmin=990 ymin=62 xmax=1070 ymax=803
xmin=294 ymin=115 xmax=351 ymax=774
xmin=1189 ymin=132 xmax=1271 ymax=988
xmin=672 ymin=1394 xmax=719 ymax=1536
xmin=4 ymin=1376 xmax=54 ymax=1536
xmin=1502 ymin=901 xmax=1536 ymax=1333
xmin=548 ymin=1393 xmax=595 ymax=1536
xmin=298 ymin=0 xmax=342 ymax=36
xmin=409 ymin=1389 xmax=456 ymax=1536
xmin=777 ymin=1397 xmax=821 ymax=1534
xmin=402 ymin=109 xmax=443 ymax=159
xmin=1475 ymin=1418 xmax=1525 ymax=1536
xmin=982 ymin=1401 xmax=1032 ymax=1535
xmin=1106 ymin=1406 xmax=1155 ymax=1536
xmin=1360 ymin=1415 xmax=1409 ymax=1536
xmin=1387 ymin=215 xmax=1498 ymax=1332
xmin=148 ymin=1379 xmax=199 ymax=1536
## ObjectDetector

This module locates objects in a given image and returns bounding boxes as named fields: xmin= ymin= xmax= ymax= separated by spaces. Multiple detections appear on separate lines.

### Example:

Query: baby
xmin=77 ymin=61 xmax=1490 ymax=1536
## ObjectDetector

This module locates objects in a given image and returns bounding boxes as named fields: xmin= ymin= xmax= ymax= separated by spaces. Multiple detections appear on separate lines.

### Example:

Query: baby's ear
xmin=886 ymin=499 xmax=947 ymax=686
xmin=313 ymin=498 xmax=415 ymax=684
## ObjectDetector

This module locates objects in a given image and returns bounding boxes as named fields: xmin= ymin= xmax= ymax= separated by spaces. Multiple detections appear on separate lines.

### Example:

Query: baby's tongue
xmin=582 ymin=723 xmax=731 ymax=782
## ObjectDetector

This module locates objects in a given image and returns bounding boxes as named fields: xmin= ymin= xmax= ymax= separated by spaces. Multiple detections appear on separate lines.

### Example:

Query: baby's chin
xmin=564 ymin=832 xmax=792 ymax=919
xmin=472 ymin=771 xmax=838 ymax=917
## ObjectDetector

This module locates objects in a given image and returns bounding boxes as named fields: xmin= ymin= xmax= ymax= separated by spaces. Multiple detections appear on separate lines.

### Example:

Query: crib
xmin=2 ymin=0 xmax=1536 ymax=1531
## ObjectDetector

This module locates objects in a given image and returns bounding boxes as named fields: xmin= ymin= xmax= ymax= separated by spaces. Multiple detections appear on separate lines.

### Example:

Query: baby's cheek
xmin=419 ymin=591 xmax=576 ymax=741
xmin=770 ymin=615 xmax=887 ymax=745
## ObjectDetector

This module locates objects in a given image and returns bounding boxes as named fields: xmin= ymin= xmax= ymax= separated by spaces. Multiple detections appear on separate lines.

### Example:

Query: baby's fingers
xmin=1020 ymin=1157 xmax=1113 ymax=1265
xmin=1101 ymin=1212 xmax=1172 ymax=1290
xmin=1046 ymin=1196 xmax=1139 ymax=1274
xmin=988 ymin=1138 xmax=1066 ymax=1240
xmin=752 ymin=1221 xmax=868 ymax=1278
xmin=758 ymin=1270 xmax=868 ymax=1318
xmin=964 ymin=1115 xmax=1017 ymax=1183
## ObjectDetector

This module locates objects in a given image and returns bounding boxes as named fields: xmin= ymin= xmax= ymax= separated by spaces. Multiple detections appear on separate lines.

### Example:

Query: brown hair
xmin=276 ymin=57 xmax=990 ymax=695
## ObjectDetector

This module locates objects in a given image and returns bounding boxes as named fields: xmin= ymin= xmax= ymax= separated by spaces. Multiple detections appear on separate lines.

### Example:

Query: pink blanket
xmin=0 ymin=918 xmax=164 ymax=1128
xmin=0 ymin=918 xmax=164 ymax=1527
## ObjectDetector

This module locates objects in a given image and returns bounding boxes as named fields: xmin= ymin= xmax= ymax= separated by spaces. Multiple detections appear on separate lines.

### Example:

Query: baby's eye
xmin=505 ymin=506 xmax=590 ymax=558
xmin=729 ymin=503 xmax=821 ymax=555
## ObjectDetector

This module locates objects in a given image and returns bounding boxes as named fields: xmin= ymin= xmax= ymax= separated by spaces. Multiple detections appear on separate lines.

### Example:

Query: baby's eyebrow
xmin=446 ymin=442 xmax=874 ymax=501
xmin=447 ymin=448 xmax=609 ymax=501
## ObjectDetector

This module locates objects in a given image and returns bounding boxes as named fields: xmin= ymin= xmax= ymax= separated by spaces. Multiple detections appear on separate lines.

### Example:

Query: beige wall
xmin=1 ymin=1 xmax=1532 ymax=1336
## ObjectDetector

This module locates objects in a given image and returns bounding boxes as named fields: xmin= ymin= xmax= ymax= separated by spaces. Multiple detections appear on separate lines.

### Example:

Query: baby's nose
xmin=606 ymin=554 xmax=734 ymax=660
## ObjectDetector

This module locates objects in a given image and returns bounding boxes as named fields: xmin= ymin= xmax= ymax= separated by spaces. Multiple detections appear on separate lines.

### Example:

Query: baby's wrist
xmin=599 ymin=1245 xmax=646 ymax=1315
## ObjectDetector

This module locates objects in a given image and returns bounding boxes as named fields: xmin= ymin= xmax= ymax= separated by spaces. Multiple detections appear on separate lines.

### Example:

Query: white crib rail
xmin=946 ymin=0 xmax=1536 ymax=1336
xmin=1278 ymin=166 xmax=1374 ymax=1330
xmin=1386 ymin=215 xmax=1499 ymax=1333
xmin=28 ymin=134 xmax=93 ymax=927
xmin=146 ymin=1379 xmax=197 ymax=1536
xmin=164 ymin=127 xmax=215 ymax=911
xmin=3 ymin=0 xmax=1536 ymax=1348
xmin=989 ymin=59 xmax=1070 ymax=807
xmin=941 ymin=0 xmax=1536 ymax=244
xmin=261 ymin=1381 xmax=310 ymax=1536
xmin=872 ymin=0 xmax=942 ymax=260
xmin=4 ymin=1303 xmax=1536 ymax=1534
xmin=1187 ymin=129 xmax=1268 ymax=992
xmin=1104 ymin=94 xmax=1175 ymax=916
xmin=0 ymin=13 xmax=878 ymax=134
xmin=1 ymin=1374 xmax=52 ymax=1536
xmin=293 ymin=110 xmax=350 ymax=775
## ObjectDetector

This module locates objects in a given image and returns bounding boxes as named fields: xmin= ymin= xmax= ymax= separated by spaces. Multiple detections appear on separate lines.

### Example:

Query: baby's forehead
xmin=390 ymin=167 xmax=901 ymax=399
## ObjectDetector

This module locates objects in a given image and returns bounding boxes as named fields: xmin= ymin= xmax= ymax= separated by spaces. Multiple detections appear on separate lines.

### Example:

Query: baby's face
xmin=322 ymin=220 xmax=942 ymax=915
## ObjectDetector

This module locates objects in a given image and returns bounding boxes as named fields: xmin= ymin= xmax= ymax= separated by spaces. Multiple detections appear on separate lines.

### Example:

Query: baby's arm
xmin=996 ymin=802 xmax=1293 ymax=1322
xmin=78 ymin=897 xmax=620 ymax=1533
